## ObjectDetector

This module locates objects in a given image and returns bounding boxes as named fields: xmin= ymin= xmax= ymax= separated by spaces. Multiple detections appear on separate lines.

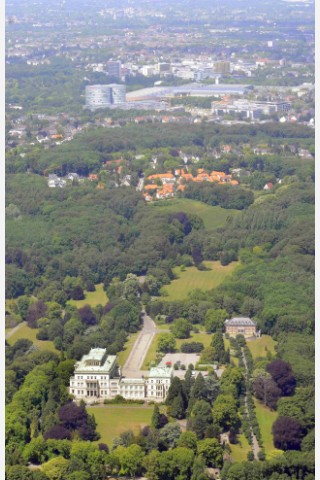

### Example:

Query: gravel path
xmin=241 ymin=347 xmax=260 ymax=460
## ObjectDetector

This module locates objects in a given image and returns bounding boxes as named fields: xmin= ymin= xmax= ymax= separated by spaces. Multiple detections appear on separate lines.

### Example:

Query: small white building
xmin=69 ymin=348 xmax=173 ymax=403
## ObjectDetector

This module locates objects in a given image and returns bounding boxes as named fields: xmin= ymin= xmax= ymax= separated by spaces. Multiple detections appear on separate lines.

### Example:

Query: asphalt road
xmin=122 ymin=310 xmax=156 ymax=378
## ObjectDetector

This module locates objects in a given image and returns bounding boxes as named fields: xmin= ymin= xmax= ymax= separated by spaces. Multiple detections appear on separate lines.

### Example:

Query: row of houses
xmin=143 ymin=168 xmax=239 ymax=201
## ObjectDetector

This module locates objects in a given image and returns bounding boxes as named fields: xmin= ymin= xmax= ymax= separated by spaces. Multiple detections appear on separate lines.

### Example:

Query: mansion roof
xmin=224 ymin=317 xmax=257 ymax=327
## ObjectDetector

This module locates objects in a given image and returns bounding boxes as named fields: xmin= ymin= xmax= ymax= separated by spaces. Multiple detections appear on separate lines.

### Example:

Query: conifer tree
xmin=151 ymin=404 xmax=161 ymax=429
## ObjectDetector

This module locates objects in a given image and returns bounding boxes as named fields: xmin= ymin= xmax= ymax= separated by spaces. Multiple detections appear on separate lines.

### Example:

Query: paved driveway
xmin=122 ymin=311 xmax=156 ymax=378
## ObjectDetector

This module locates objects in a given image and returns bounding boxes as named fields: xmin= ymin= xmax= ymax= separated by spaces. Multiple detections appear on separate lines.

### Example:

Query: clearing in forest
xmin=68 ymin=283 xmax=108 ymax=308
xmin=150 ymin=198 xmax=240 ymax=230
xmin=160 ymin=261 xmax=238 ymax=301
xmin=7 ymin=323 xmax=58 ymax=353
xmin=247 ymin=335 xmax=277 ymax=359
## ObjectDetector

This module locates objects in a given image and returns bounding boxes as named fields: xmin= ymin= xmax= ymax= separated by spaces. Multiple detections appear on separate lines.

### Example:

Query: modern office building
xmin=85 ymin=85 xmax=113 ymax=110
xmin=85 ymin=84 xmax=126 ymax=110
xmin=69 ymin=348 xmax=173 ymax=403
xmin=110 ymin=84 xmax=126 ymax=104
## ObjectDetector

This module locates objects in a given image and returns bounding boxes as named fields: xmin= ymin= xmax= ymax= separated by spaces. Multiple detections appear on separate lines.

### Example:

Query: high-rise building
xmin=85 ymin=84 xmax=126 ymax=110
xmin=156 ymin=62 xmax=171 ymax=73
xmin=214 ymin=61 xmax=231 ymax=74
xmin=107 ymin=60 xmax=122 ymax=78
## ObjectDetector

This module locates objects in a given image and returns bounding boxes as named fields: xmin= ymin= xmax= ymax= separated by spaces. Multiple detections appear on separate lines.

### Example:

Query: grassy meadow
xmin=160 ymin=261 xmax=238 ymax=301
xmin=254 ymin=398 xmax=282 ymax=460
xmin=150 ymin=198 xmax=240 ymax=231
xmin=230 ymin=433 xmax=252 ymax=462
xmin=247 ymin=335 xmax=277 ymax=359
xmin=7 ymin=323 xmax=58 ymax=353
xmin=87 ymin=406 xmax=154 ymax=447
xmin=68 ymin=283 xmax=108 ymax=308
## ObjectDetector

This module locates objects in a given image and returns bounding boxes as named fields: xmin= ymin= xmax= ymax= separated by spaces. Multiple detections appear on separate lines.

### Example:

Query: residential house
xmin=88 ymin=174 xmax=99 ymax=181
xmin=263 ymin=182 xmax=274 ymax=190
xmin=66 ymin=173 xmax=80 ymax=182
xmin=156 ymin=184 xmax=174 ymax=199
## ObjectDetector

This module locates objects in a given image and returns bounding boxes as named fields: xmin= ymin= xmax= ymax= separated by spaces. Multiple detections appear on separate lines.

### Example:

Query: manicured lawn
xmin=117 ymin=332 xmax=140 ymax=367
xmin=230 ymin=433 xmax=251 ymax=462
xmin=87 ymin=406 xmax=154 ymax=447
xmin=175 ymin=332 xmax=213 ymax=350
xmin=7 ymin=323 xmax=58 ymax=353
xmin=68 ymin=283 xmax=108 ymax=308
xmin=161 ymin=261 xmax=238 ymax=301
xmin=247 ymin=335 xmax=277 ymax=360
xmin=150 ymin=198 xmax=240 ymax=231
xmin=254 ymin=398 xmax=283 ymax=459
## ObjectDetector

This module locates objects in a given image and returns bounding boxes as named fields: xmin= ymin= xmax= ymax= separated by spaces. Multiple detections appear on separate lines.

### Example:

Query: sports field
xmin=68 ymin=283 xmax=108 ymax=308
xmin=150 ymin=198 xmax=240 ymax=231
xmin=160 ymin=261 xmax=238 ymax=301
xmin=87 ymin=406 xmax=154 ymax=447
xmin=7 ymin=323 xmax=58 ymax=353
xmin=247 ymin=335 xmax=277 ymax=359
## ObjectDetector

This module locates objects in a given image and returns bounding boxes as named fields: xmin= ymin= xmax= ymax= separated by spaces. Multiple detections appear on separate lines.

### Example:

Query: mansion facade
xmin=69 ymin=348 xmax=173 ymax=403
xmin=224 ymin=317 xmax=259 ymax=339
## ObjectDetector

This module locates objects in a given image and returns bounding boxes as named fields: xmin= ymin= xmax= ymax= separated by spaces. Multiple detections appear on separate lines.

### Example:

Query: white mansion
xmin=69 ymin=348 xmax=173 ymax=403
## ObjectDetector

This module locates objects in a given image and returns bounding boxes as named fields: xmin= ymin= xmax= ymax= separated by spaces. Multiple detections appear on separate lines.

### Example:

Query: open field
xmin=68 ymin=283 xmax=108 ymax=308
xmin=117 ymin=332 xmax=140 ymax=367
xmin=247 ymin=335 xmax=277 ymax=359
xmin=254 ymin=398 xmax=282 ymax=460
xmin=230 ymin=433 xmax=252 ymax=462
xmin=7 ymin=323 xmax=58 ymax=353
xmin=150 ymin=198 xmax=240 ymax=231
xmin=87 ymin=406 xmax=154 ymax=447
xmin=161 ymin=261 xmax=238 ymax=301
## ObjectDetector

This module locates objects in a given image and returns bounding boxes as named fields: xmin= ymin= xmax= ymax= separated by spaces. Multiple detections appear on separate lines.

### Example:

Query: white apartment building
xmin=69 ymin=348 xmax=173 ymax=403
